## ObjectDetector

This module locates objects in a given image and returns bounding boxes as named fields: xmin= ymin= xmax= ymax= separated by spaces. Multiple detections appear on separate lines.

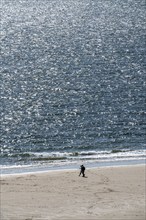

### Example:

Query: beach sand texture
xmin=0 ymin=165 xmax=145 ymax=220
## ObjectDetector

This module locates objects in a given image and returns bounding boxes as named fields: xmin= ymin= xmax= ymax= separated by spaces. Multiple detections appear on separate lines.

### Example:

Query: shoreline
xmin=1 ymin=163 xmax=145 ymax=179
xmin=1 ymin=158 xmax=145 ymax=176
xmin=1 ymin=164 xmax=145 ymax=220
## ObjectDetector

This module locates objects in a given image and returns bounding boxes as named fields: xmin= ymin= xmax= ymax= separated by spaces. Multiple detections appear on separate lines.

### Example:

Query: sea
xmin=1 ymin=0 xmax=146 ymax=175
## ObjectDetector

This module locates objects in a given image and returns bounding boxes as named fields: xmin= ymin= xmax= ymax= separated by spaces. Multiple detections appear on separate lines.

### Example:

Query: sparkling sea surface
xmin=1 ymin=0 xmax=146 ymax=171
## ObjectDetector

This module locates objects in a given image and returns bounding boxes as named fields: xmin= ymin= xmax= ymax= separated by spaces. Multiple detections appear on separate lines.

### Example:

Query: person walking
xmin=79 ymin=165 xmax=85 ymax=177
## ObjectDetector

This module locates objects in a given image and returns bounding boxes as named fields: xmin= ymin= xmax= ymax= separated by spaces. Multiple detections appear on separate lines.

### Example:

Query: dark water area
xmin=1 ymin=0 xmax=146 ymax=167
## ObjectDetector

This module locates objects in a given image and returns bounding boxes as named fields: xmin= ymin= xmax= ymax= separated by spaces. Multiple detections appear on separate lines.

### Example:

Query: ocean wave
xmin=1 ymin=149 xmax=145 ymax=165
xmin=32 ymin=156 xmax=67 ymax=161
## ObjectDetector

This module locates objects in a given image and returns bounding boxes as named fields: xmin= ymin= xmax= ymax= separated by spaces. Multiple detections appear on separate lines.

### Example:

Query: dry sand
xmin=0 ymin=164 xmax=146 ymax=220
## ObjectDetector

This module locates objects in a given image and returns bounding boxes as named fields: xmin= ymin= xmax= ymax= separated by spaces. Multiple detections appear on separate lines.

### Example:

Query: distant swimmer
xmin=79 ymin=165 xmax=85 ymax=177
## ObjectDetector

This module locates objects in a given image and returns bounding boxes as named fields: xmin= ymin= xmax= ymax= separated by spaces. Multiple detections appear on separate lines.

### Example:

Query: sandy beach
xmin=0 ymin=164 xmax=145 ymax=220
